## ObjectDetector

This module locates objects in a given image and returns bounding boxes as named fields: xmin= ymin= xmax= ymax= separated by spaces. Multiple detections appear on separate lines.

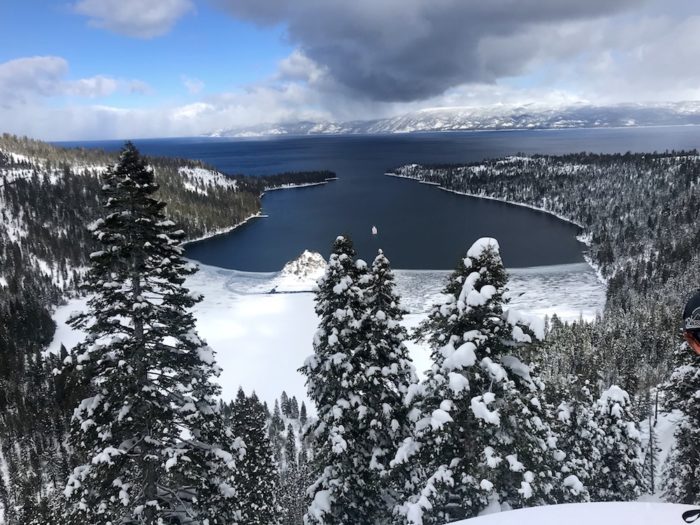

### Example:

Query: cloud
xmin=64 ymin=75 xmax=119 ymax=98
xmin=0 ymin=56 xmax=151 ymax=109
xmin=181 ymin=76 xmax=205 ymax=95
xmin=73 ymin=0 xmax=194 ymax=38
xmin=215 ymin=0 xmax=643 ymax=102
xmin=0 ymin=56 xmax=68 ymax=106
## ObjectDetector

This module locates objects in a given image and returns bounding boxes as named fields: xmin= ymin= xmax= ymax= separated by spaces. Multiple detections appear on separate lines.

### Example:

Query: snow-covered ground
xmin=48 ymin=259 xmax=605 ymax=406
xmin=452 ymin=501 xmax=694 ymax=525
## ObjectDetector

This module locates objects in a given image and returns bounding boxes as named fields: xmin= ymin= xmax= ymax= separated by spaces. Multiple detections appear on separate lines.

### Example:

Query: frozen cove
xmin=49 ymin=260 xmax=605 ymax=406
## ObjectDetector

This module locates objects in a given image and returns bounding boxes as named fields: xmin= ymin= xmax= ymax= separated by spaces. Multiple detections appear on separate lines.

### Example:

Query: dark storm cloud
xmin=215 ymin=0 xmax=644 ymax=102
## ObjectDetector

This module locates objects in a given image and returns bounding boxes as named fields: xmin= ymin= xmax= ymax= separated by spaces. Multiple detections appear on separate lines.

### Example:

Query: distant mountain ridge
xmin=209 ymin=101 xmax=700 ymax=138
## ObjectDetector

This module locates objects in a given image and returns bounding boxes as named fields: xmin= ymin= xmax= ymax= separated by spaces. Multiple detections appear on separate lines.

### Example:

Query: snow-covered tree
xmin=300 ymin=235 xmax=368 ymax=524
xmin=280 ymin=424 xmax=306 ymax=525
xmin=589 ymin=385 xmax=645 ymax=501
xmin=643 ymin=410 xmax=661 ymax=495
xmin=356 ymin=250 xmax=418 ymax=518
xmin=301 ymin=238 xmax=416 ymax=524
xmin=300 ymin=402 xmax=308 ymax=426
xmin=396 ymin=238 xmax=557 ymax=524
xmin=662 ymin=343 xmax=700 ymax=504
xmin=548 ymin=380 xmax=597 ymax=503
xmin=231 ymin=388 xmax=281 ymax=525
xmin=64 ymin=142 xmax=242 ymax=524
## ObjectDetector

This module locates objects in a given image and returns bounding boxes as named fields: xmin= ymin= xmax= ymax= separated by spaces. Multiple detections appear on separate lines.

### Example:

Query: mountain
xmin=209 ymin=101 xmax=700 ymax=137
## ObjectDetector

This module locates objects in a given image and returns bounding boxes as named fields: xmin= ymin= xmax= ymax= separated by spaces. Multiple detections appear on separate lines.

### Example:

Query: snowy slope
xmin=450 ymin=501 xmax=694 ymax=525
xmin=48 ymin=260 xmax=605 ymax=406
xmin=178 ymin=166 xmax=238 ymax=195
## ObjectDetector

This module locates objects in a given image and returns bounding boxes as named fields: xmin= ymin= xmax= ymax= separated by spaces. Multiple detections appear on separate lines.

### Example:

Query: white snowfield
xmin=449 ymin=501 xmax=695 ymax=525
xmin=48 ymin=252 xmax=605 ymax=406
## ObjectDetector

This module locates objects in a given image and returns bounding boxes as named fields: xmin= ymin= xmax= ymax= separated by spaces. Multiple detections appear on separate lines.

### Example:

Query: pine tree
xmin=290 ymin=396 xmax=300 ymax=419
xmin=231 ymin=389 xmax=281 ymax=525
xmin=548 ymin=379 xmax=597 ymax=503
xmin=281 ymin=391 xmax=291 ymax=417
xmin=280 ymin=424 xmax=306 ymax=525
xmin=300 ymin=402 xmax=308 ymax=426
xmin=64 ymin=142 xmax=242 ymax=524
xmin=589 ymin=385 xmax=645 ymax=501
xmin=359 ymin=249 xmax=418 ymax=519
xmin=299 ymin=235 xmax=373 ymax=524
xmin=397 ymin=238 xmax=557 ymax=524
xmin=644 ymin=410 xmax=661 ymax=495
xmin=662 ymin=343 xmax=700 ymax=504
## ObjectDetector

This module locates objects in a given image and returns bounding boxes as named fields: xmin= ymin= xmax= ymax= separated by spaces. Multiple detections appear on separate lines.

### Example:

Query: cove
xmin=60 ymin=126 xmax=700 ymax=271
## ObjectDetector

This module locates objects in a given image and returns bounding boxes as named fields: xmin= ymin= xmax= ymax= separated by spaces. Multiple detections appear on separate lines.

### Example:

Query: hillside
xmin=0 ymin=134 xmax=335 ymax=522
xmin=389 ymin=152 xmax=700 ymax=393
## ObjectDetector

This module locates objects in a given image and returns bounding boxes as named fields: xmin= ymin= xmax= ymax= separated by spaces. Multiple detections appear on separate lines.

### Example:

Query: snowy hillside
xmin=210 ymin=101 xmax=700 ymax=137
xmin=451 ymin=502 xmax=695 ymax=525
xmin=178 ymin=166 xmax=238 ymax=195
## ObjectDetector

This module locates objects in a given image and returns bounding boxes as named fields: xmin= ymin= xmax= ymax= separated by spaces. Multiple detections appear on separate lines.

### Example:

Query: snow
xmin=47 ymin=260 xmax=605 ymax=407
xmin=451 ymin=502 xmax=695 ymax=525
xmin=467 ymin=237 xmax=500 ymax=259
xmin=177 ymin=167 xmax=238 ymax=194
xmin=272 ymin=250 xmax=326 ymax=292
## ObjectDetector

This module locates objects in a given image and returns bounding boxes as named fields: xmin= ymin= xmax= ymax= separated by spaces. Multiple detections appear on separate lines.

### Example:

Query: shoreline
xmin=182 ymin=212 xmax=267 ymax=246
xmin=385 ymin=171 xmax=607 ymax=285
xmin=183 ymin=178 xmax=338 ymax=246
xmin=385 ymin=172 xmax=584 ymax=229
xmin=261 ymin=178 xmax=337 ymax=195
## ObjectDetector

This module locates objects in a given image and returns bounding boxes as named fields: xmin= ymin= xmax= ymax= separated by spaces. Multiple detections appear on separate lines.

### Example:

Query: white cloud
xmin=0 ymin=56 xmax=68 ymax=106
xmin=5 ymin=0 xmax=700 ymax=140
xmin=181 ymin=76 xmax=205 ymax=95
xmin=73 ymin=0 xmax=194 ymax=39
xmin=64 ymin=75 xmax=119 ymax=98
xmin=0 ymin=56 xmax=151 ymax=110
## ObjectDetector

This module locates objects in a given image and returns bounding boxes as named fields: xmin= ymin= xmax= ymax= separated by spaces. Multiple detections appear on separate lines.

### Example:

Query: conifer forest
xmin=1 ymin=135 xmax=699 ymax=525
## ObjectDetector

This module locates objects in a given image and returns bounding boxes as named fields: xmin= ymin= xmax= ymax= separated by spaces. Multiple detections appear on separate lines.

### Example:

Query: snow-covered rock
xmin=271 ymin=250 xmax=327 ymax=292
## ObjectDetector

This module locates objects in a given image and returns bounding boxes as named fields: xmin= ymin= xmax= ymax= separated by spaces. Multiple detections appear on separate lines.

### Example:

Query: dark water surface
xmin=60 ymin=126 xmax=700 ymax=270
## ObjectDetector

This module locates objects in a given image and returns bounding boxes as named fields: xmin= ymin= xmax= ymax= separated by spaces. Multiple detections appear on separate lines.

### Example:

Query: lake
xmin=60 ymin=126 xmax=700 ymax=270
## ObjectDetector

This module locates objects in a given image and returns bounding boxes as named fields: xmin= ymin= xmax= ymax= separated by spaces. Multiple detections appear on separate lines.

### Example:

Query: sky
xmin=1 ymin=0 xmax=699 ymax=140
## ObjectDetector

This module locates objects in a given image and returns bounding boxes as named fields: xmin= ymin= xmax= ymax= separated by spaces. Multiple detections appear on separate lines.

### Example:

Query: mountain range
xmin=209 ymin=101 xmax=700 ymax=138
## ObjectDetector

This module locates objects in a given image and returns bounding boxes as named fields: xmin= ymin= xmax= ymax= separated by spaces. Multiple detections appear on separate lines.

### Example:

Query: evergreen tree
xmin=299 ymin=235 xmax=372 ymax=524
xmin=232 ymin=389 xmax=281 ymax=525
xmin=300 ymin=402 xmax=308 ymax=426
xmin=548 ymin=379 xmax=597 ymax=503
xmin=280 ymin=424 xmax=306 ymax=525
xmin=281 ymin=391 xmax=290 ymax=416
xmin=290 ymin=396 xmax=300 ymax=419
xmin=396 ymin=238 xmax=558 ymax=524
xmin=644 ymin=410 xmax=661 ymax=495
xmin=662 ymin=343 xmax=700 ymax=504
xmin=589 ymin=385 xmax=645 ymax=501
xmin=359 ymin=250 xmax=418 ymax=519
xmin=64 ymin=142 xmax=242 ymax=524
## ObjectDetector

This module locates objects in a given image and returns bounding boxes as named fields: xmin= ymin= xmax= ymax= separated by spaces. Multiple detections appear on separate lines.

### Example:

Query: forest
xmin=1 ymin=139 xmax=699 ymax=523
xmin=0 ymin=135 xmax=334 ymax=523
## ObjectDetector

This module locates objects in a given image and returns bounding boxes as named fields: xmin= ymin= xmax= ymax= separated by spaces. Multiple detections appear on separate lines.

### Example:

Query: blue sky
xmin=1 ymin=0 xmax=698 ymax=140
xmin=0 ymin=1 xmax=290 ymax=107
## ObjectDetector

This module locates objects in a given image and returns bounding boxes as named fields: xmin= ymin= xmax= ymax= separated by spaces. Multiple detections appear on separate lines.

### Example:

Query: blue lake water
xmin=60 ymin=126 xmax=700 ymax=270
